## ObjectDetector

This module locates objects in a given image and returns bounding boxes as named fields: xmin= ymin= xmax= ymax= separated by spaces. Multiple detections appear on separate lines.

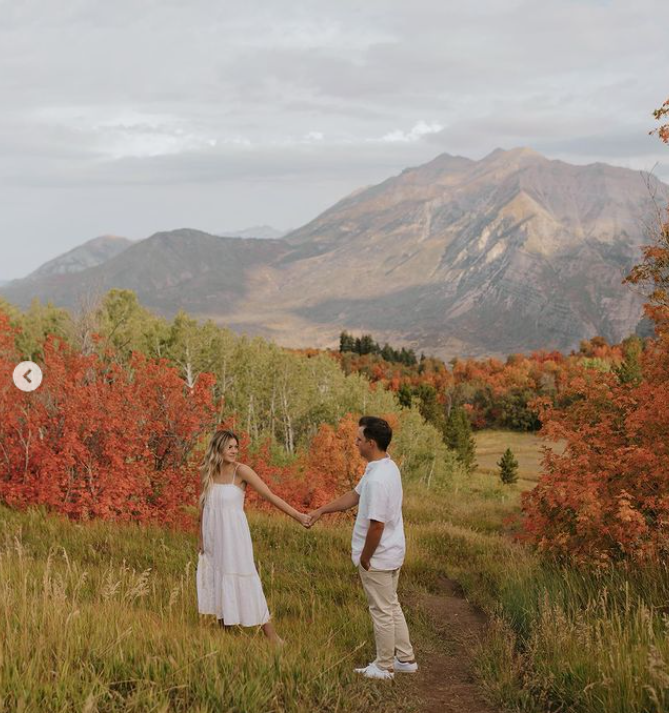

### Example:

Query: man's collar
xmin=365 ymin=454 xmax=390 ymax=471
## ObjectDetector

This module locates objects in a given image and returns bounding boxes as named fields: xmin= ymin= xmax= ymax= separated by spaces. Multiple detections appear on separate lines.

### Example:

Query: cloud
xmin=380 ymin=121 xmax=444 ymax=143
xmin=0 ymin=0 xmax=668 ymax=277
xmin=304 ymin=131 xmax=325 ymax=142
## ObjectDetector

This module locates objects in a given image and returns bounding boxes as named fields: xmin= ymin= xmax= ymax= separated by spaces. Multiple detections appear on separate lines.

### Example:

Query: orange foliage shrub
xmin=523 ymin=299 xmax=669 ymax=563
xmin=244 ymin=412 xmax=398 ymax=513
xmin=0 ymin=318 xmax=217 ymax=528
xmin=526 ymin=116 xmax=669 ymax=564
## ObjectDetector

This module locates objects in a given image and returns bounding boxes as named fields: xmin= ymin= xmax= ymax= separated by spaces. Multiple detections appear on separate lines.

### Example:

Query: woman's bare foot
xmin=261 ymin=621 xmax=285 ymax=647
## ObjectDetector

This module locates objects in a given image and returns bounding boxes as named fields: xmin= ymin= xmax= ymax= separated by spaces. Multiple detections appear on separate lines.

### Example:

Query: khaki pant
xmin=358 ymin=565 xmax=415 ymax=670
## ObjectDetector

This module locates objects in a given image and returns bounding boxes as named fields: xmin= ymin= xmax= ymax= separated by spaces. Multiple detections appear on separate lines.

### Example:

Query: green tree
xmin=615 ymin=335 xmax=643 ymax=386
xmin=95 ymin=289 xmax=168 ymax=360
xmin=339 ymin=331 xmax=356 ymax=353
xmin=443 ymin=407 xmax=476 ymax=473
xmin=397 ymin=383 xmax=413 ymax=409
xmin=13 ymin=298 xmax=72 ymax=359
xmin=357 ymin=334 xmax=378 ymax=355
xmin=498 ymin=447 xmax=519 ymax=485
xmin=165 ymin=312 xmax=224 ymax=388
xmin=380 ymin=343 xmax=395 ymax=361
xmin=415 ymin=384 xmax=445 ymax=432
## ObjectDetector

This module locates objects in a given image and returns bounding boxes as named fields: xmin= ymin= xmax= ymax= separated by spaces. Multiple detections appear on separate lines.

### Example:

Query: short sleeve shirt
xmin=351 ymin=456 xmax=406 ymax=570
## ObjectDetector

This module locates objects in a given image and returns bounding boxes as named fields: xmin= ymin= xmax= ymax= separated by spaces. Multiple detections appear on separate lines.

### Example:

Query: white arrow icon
xmin=13 ymin=362 xmax=43 ymax=392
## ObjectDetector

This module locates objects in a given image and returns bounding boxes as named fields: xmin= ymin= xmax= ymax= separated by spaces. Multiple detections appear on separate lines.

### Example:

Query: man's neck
xmin=366 ymin=451 xmax=388 ymax=463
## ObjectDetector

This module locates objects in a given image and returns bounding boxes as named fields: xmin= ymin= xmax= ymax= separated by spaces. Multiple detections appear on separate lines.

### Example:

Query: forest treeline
xmin=0 ymin=292 xmax=456 ymax=526
xmin=330 ymin=330 xmax=644 ymax=433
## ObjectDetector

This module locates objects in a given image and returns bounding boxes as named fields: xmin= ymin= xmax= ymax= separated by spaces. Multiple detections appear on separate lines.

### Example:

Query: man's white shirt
xmin=352 ymin=455 xmax=406 ymax=570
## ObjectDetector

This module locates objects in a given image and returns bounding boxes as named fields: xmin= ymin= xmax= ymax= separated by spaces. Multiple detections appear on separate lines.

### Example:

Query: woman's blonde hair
xmin=199 ymin=429 xmax=239 ymax=508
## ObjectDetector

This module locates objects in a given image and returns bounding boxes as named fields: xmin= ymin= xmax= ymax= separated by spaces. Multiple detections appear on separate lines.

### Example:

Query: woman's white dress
xmin=196 ymin=470 xmax=270 ymax=626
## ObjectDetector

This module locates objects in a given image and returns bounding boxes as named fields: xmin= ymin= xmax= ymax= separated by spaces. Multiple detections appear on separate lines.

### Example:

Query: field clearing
xmin=473 ymin=430 xmax=564 ymax=484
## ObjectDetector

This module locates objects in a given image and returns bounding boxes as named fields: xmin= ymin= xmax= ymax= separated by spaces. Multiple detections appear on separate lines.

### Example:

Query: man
xmin=306 ymin=416 xmax=417 ymax=680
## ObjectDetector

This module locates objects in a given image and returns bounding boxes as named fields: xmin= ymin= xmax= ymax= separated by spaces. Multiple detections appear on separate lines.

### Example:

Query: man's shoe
xmin=393 ymin=657 xmax=418 ymax=673
xmin=353 ymin=662 xmax=395 ymax=680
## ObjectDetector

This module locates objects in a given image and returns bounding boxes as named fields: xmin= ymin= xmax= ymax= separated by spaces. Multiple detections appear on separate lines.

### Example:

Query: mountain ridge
xmin=2 ymin=148 xmax=665 ymax=359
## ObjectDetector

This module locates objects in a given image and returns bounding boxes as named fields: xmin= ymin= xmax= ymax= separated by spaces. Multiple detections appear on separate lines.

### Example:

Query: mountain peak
xmin=218 ymin=225 xmax=287 ymax=240
xmin=483 ymin=146 xmax=545 ymax=162
xmin=25 ymin=234 xmax=133 ymax=280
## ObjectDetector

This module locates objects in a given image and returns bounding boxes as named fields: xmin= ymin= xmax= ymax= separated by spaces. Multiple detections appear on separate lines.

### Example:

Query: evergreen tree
xmin=380 ymin=343 xmax=395 ymax=361
xmin=416 ymin=384 xmax=445 ymax=432
xmin=444 ymin=406 xmax=477 ymax=473
xmin=339 ymin=330 xmax=356 ymax=353
xmin=615 ymin=335 xmax=643 ymax=386
xmin=397 ymin=383 xmax=413 ymax=409
xmin=358 ymin=334 xmax=377 ymax=355
xmin=399 ymin=347 xmax=417 ymax=366
xmin=498 ymin=447 xmax=519 ymax=485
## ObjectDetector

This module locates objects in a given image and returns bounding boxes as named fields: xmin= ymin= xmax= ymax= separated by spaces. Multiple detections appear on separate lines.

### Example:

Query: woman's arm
xmin=237 ymin=464 xmax=309 ymax=526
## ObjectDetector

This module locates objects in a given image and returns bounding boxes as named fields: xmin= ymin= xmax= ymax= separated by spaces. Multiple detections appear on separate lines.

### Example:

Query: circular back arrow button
xmin=13 ymin=361 xmax=43 ymax=392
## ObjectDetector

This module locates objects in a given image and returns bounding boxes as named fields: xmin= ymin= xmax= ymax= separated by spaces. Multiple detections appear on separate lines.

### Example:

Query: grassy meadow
xmin=2 ymin=431 xmax=669 ymax=712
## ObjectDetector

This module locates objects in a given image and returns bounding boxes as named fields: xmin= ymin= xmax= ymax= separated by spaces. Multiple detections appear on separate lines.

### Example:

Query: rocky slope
xmin=2 ymin=149 xmax=664 ymax=358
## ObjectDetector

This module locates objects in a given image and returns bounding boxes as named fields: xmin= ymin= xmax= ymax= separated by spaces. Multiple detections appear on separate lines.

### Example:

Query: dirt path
xmin=400 ymin=577 xmax=499 ymax=713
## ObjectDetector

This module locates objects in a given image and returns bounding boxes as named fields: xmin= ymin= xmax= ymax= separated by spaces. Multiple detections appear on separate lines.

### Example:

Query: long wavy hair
xmin=199 ymin=429 xmax=239 ymax=508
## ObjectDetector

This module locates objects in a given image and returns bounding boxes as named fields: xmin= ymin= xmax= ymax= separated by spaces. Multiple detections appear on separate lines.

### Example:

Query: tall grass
xmin=0 ymin=507 xmax=416 ymax=713
xmin=3 ymin=430 xmax=669 ymax=712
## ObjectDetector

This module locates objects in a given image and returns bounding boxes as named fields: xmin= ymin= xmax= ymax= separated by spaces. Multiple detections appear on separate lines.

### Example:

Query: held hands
xmin=299 ymin=509 xmax=323 ymax=529
xmin=297 ymin=512 xmax=312 ymax=529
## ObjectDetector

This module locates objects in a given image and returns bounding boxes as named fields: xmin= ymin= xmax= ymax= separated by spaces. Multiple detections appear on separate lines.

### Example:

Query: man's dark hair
xmin=359 ymin=416 xmax=392 ymax=451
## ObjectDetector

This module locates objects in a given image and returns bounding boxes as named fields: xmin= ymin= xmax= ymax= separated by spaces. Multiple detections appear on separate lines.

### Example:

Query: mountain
xmin=257 ymin=147 xmax=662 ymax=356
xmin=1 ymin=149 xmax=664 ymax=358
xmin=1 ymin=229 xmax=286 ymax=317
xmin=23 ymin=235 xmax=134 ymax=280
xmin=218 ymin=225 xmax=287 ymax=240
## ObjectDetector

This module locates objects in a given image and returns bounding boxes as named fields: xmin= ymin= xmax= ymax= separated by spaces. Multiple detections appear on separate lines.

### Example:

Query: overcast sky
xmin=1 ymin=0 xmax=668 ymax=279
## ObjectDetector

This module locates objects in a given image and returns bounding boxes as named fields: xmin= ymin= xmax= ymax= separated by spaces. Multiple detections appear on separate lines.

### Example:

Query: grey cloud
xmin=1 ymin=0 xmax=668 ymax=277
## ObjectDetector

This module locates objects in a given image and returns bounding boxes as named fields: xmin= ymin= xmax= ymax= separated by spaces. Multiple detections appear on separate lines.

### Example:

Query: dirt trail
xmin=400 ymin=577 xmax=499 ymax=713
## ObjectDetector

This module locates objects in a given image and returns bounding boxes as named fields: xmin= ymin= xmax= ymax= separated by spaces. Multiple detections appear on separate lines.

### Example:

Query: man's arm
xmin=307 ymin=489 xmax=360 ymax=525
xmin=360 ymin=520 xmax=385 ymax=570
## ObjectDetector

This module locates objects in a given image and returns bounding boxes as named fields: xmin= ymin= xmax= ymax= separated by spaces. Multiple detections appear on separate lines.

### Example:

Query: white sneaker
xmin=353 ymin=662 xmax=394 ymax=680
xmin=393 ymin=657 xmax=418 ymax=673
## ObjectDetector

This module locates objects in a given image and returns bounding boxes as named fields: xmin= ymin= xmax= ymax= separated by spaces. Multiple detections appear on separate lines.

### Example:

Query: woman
xmin=196 ymin=429 xmax=309 ymax=645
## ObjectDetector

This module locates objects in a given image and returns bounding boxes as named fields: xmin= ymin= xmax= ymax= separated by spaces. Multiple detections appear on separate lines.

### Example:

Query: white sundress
xmin=196 ymin=465 xmax=271 ymax=626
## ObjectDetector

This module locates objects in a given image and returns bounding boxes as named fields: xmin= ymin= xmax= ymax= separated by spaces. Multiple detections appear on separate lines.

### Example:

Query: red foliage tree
xmin=242 ymin=413 xmax=368 ymax=513
xmin=0 ymin=320 xmax=217 ymax=528
xmin=303 ymin=413 xmax=367 ymax=505
xmin=522 ymin=329 xmax=669 ymax=564
xmin=523 ymin=109 xmax=669 ymax=565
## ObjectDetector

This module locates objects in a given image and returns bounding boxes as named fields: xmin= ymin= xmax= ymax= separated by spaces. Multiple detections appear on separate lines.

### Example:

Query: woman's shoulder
xmin=235 ymin=462 xmax=255 ymax=478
